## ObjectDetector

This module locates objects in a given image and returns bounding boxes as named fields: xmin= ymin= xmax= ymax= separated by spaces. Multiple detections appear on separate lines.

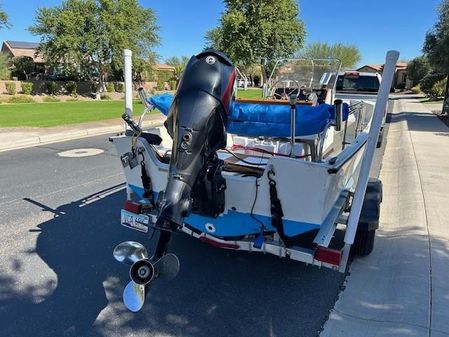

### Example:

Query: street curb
xmin=0 ymin=118 xmax=165 ymax=153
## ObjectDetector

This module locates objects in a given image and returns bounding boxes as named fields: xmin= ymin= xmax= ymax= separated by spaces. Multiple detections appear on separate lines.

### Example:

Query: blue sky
xmin=0 ymin=0 xmax=442 ymax=66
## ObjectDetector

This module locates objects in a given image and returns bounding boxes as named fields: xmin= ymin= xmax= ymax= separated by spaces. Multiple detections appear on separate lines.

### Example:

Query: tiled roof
xmin=154 ymin=63 xmax=175 ymax=71
xmin=6 ymin=40 xmax=40 ymax=49
xmin=357 ymin=62 xmax=408 ymax=72
xmin=358 ymin=64 xmax=383 ymax=71
xmin=2 ymin=40 xmax=44 ymax=63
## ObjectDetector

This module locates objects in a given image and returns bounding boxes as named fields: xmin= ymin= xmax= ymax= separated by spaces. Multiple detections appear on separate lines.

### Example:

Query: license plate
xmin=121 ymin=209 xmax=149 ymax=233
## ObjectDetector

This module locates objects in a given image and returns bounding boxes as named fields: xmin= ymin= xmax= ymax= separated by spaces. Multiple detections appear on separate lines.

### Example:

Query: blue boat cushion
xmin=149 ymin=93 xmax=173 ymax=116
xmin=148 ymin=94 xmax=349 ymax=137
xmin=229 ymin=102 xmax=327 ymax=137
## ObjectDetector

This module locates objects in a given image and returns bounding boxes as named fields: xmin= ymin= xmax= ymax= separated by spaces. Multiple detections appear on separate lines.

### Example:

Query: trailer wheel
xmin=352 ymin=228 xmax=376 ymax=256
xmin=351 ymin=179 xmax=382 ymax=257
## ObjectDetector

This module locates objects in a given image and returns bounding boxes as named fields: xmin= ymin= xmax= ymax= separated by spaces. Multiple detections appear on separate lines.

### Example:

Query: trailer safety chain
xmin=267 ymin=168 xmax=289 ymax=246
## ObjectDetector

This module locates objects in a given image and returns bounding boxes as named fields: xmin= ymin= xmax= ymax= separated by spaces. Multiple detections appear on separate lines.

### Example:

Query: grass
xmin=7 ymin=96 xmax=36 ymax=104
xmin=419 ymin=97 xmax=445 ymax=104
xmin=43 ymin=96 xmax=61 ymax=103
xmin=0 ymin=100 xmax=155 ymax=127
xmin=0 ymin=89 xmax=263 ymax=128
xmin=236 ymin=88 xmax=262 ymax=99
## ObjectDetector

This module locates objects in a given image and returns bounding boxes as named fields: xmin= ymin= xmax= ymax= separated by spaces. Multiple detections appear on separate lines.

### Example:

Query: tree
xmin=0 ymin=53 xmax=11 ymax=80
xmin=12 ymin=56 xmax=35 ymax=80
xmin=298 ymin=42 xmax=361 ymax=69
xmin=407 ymin=56 xmax=431 ymax=86
xmin=205 ymin=0 xmax=306 ymax=82
xmin=423 ymin=0 xmax=449 ymax=113
xmin=0 ymin=5 xmax=10 ymax=29
xmin=165 ymin=56 xmax=190 ymax=83
xmin=29 ymin=0 xmax=159 ymax=92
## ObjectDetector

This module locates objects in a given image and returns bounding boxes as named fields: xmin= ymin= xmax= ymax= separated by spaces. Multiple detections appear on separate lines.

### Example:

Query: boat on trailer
xmin=110 ymin=49 xmax=399 ymax=312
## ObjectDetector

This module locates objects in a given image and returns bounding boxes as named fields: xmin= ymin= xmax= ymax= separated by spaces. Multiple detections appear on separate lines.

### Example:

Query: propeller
xmin=123 ymin=280 xmax=146 ymax=312
xmin=113 ymin=241 xmax=148 ymax=265
xmin=113 ymin=241 xmax=180 ymax=312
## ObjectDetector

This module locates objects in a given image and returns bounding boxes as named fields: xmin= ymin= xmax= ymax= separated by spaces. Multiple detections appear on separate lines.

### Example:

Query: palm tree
xmin=165 ymin=56 xmax=190 ymax=85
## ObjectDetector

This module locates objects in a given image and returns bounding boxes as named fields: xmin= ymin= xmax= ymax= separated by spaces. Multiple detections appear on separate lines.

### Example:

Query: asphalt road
xmin=0 ymin=102 xmax=392 ymax=337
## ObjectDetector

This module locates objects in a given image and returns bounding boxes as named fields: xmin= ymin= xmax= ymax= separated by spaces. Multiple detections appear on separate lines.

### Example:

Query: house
xmin=356 ymin=62 xmax=410 ymax=89
xmin=357 ymin=64 xmax=384 ymax=73
xmin=1 ymin=40 xmax=45 ymax=78
xmin=153 ymin=63 xmax=175 ymax=72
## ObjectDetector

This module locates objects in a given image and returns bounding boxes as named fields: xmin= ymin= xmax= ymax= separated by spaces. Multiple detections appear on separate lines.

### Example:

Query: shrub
xmin=100 ymin=94 xmax=112 ymax=100
xmin=91 ymin=82 xmax=99 ymax=93
xmin=0 ymin=53 xmax=11 ymax=80
xmin=114 ymin=82 xmax=124 ymax=93
xmin=429 ymin=78 xmax=447 ymax=98
xmin=65 ymin=81 xmax=77 ymax=96
xmin=407 ymin=56 xmax=430 ymax=86
xmin=32 ymin=82 xmax=40 ymax=94
xmin=411 ymin=85 xmax=421 ymax=94
xmin=5 ymin=82 xmax=16 ymax=95
xmin=420 ymin=73 xmax=446 ymax=96
xmin=45 ymin=81 xmax=59 ymax=95
xmin=106 ymin=82 xmax=115 ymax=92
xmin=43 ymin=96 xmax=60 ymax=103
xmin=169 ymin=80 xmax=177 ymax=90
xmin=8 ymin=96 xmax=35 ymax=103
xmin=21 ymin=82 xmax=33 ymax=95
xmin=156 ymin=82 xmax=165 ymax=91
xmin=12 ymin=56 xmax=34 ymax=81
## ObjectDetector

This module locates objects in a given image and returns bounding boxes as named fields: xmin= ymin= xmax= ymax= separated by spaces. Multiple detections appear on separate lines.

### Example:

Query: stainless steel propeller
xmin=113 ymin=241 xmax=148 ymax=265
xmin=123 ymin=280 xmax=146 ymax=312
xmin=113 ymin=241 xmax=180 ymax=312
xmin=154 ymin=253 xmax=180 ymax=281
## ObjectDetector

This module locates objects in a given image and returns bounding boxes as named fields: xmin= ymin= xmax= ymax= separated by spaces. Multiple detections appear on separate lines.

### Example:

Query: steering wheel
xmin=271 ymin=79 xmax=301 ymax=100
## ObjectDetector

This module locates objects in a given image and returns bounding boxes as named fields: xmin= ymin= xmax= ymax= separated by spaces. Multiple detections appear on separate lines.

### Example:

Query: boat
xmin=110 ymin=49 xmax=399 ymax=312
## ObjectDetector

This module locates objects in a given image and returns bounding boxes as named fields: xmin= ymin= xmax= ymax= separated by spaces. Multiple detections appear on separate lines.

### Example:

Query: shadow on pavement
xmin=388 ymin=111 xmax=449 ymax=134
xmin=0 ymin=189 xmax=345 ymax=337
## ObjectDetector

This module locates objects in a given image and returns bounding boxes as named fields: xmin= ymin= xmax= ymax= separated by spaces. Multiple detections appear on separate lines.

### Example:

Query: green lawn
xmin=0 ymin=100 xmax=155 ymax=127
xmin=0 ymin=90 xmax=265 ymax=128
xmin=236 ymin=88 xmax=262 ymax=99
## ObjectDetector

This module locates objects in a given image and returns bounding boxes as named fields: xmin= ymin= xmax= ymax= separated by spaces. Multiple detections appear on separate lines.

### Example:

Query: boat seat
xmin=235 ymin=98 xmax=313 ymax=106
xmin=148 ymin=93 xmax=349 ymax=138
xmin=228 ymin=101 xmax=332 ymax=137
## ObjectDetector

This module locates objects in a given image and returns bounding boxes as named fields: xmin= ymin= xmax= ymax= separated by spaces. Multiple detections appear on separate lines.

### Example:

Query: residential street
xmin=0 ymin=96 xmax=395 ymax=337
xmin=0 ymin=134 xmax=347 ymax=337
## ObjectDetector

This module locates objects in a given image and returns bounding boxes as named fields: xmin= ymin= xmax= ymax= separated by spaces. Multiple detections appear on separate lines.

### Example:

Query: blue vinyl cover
xmin=149 ymin=93 xmax=173 ymax=116
xmin=148 ymin=93 xmax=349 ymax=137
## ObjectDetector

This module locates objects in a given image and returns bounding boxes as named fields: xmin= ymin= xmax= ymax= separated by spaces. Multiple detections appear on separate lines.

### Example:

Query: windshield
xmin=336 ymin=74 xmax=380 ymax=92
xmin=265 ymin=58 xmax=342 ymax=98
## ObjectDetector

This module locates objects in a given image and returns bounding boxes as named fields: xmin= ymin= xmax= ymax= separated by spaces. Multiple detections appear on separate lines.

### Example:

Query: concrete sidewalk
xmin=321 ymin=99 xmax=449 ymax=337
xmin=0 ymin=114 xmax=166 ymax=152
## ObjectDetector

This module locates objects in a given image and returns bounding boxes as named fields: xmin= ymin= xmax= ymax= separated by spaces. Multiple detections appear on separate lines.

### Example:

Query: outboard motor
xmin=156 ymin=50 xmax=236 ymax=232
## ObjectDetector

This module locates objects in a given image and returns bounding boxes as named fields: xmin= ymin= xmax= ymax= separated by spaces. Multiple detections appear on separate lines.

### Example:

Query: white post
xmin=339 ymin=50 xmax=399 ymax=271
xmin=124 ymin=49 xmax=134 ymax=199
xmin=124 ymin=49 xmax=133 ymax=118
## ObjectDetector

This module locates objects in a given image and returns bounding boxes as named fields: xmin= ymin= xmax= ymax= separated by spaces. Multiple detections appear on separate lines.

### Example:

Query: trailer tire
xmin=352 ymin=228 xmax=376 ymax=256
xmin=351 ymin=179 xmax=382 ymax=257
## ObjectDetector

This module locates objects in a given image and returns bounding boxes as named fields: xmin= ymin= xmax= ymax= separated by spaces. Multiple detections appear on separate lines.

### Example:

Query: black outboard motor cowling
xmin=156 ymin=50 xmax=236 ymax=231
